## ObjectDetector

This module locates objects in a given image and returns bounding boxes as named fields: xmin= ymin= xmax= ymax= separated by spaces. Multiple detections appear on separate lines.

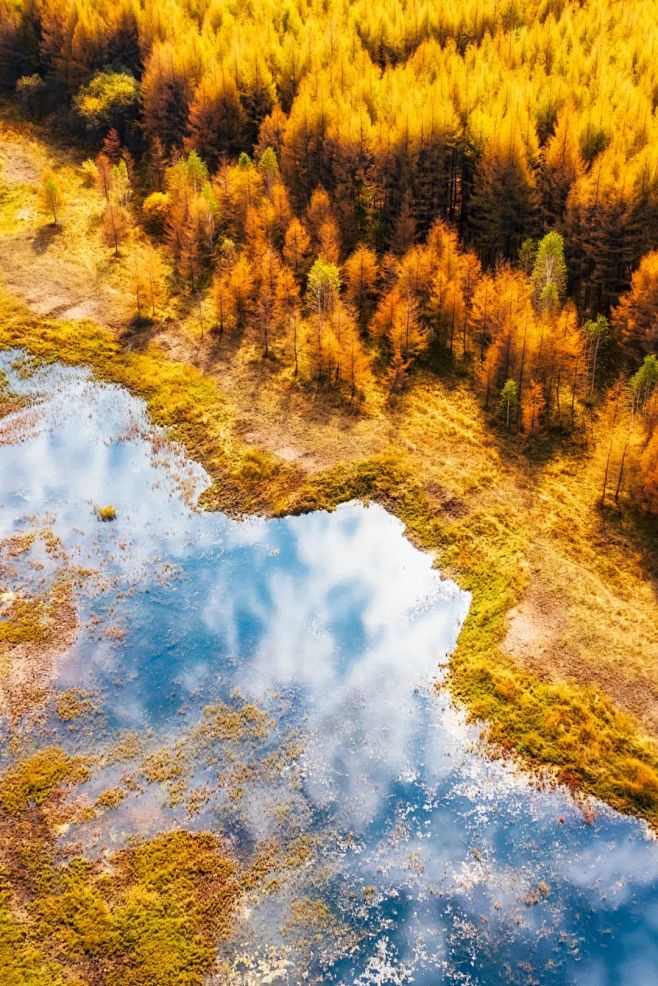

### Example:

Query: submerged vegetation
xmin=0 ymin=796 xmax=241 ymax=986
xmin=0 ymin=694 xmax=312 ymax=983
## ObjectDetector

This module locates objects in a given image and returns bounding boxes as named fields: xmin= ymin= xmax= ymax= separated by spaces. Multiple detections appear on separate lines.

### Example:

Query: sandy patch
xmin=504 ymin=570 xmax=658 ymax=733
xmin=0 ymin=134 xmax=45 ymax=185
xmin=0 ymin=233 xmax=131 ymax=329
xmin=503 ymin=583 xmax=565 ymax=665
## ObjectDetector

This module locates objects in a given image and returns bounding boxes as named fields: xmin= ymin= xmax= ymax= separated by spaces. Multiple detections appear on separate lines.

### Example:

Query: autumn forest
xmin=1 ymin=0 xmax=657 ymax=510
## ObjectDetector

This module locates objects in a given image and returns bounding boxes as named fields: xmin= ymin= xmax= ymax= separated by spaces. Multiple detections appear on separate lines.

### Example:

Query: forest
xmin=1 ymin=0 xmax=657 ymax=511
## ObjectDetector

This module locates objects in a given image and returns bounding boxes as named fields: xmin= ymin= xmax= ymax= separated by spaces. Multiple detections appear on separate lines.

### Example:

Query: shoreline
xmin=1 ymin=312 xmax=658 ymax=831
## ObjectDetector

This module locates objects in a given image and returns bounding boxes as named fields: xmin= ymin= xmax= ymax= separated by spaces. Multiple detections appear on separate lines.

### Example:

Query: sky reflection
xmin=1 ymin=352 xmax=658 ymax=985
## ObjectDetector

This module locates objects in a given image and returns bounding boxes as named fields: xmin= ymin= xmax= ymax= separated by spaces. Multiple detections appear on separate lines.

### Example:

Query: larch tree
xmin=612 ymin=252 xmax=658 ymax=363
xmin=343 ymin=245 xmax=378 ymax=327
xmin=539 ymin=104 xmax=584 ymax=229
xmin=213 ymin=269 xmax=237 ymax=339
xmin=228 ymin=254 xmax=255 ymax=329
xmin=130 ymin=243 xmax=166 ymax=321
xmin=306 ymin=258 xmax=341 ymax=319
xmin=95 ymin=152 xmax=113 ymax=202
xmin=255 ymin=247 xmax=282 ymax=357
xmin=305 ymin=258 xmax=341 ymax=382
xmin=103 ymin=199 xmax=130 ymax=257
xmin=522 ymin=379 xmax=546 ymax=435
xmin=469 ymin=115 xmax=540 ymax=267
xmin=499 ymin=379 xmax=518 ymax=428
xmin=275 ymin=264 xmax=301 ymax=375
xmin=284 ymin=217 xmax=312 ymax=279
xmin=187 ymin=71 xmax=247 ymax=167
xmin=583 ymin=315 xmax=610 ymax=401
xmin=638 ymin=426 xmax=658 ymax=513
xmin=532 ymin=232 xmax=567 ymax=311
xmin=39 ymin=170 xmax=63 ymax=226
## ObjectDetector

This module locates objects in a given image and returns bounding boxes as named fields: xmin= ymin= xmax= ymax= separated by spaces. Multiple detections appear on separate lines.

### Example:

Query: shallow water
xmin=1 ymin=352 xmax=658 ymax=986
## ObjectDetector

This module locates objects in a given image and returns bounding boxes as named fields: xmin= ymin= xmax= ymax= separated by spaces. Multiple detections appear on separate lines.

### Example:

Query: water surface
xmin=1 ymin=353 xmax=657 ymax=986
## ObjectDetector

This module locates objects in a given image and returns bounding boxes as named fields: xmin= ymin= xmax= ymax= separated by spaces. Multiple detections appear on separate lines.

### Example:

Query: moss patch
xmin=0 ymin=750 xmax=242 ymax=986
xmin=94 ymin=505 xmax=117 ymax=522
xmin=0 ymin=748 xmax=90 ymax=814
xmin=0 ymin=890 xmax=69 ymax=986
xmin=0 ymin=580 xmax=74 ymax=651
xmin=55 ymin=690 xmax=94 ymax=723
xmin=33 ymin=832 xmax=238 ymax=985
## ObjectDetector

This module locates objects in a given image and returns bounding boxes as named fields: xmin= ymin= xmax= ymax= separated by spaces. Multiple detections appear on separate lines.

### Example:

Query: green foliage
xmin=583 ymin=314 xmax=609 ymax=342
xmin=258 ymin=146 xmax=279 ymax=188
xmin=39 ymin=173 xmax=62 ymax=226
xmin=532 ymin=231 xmax=567 ymax=308
xmin=306 ymin=259 xmax=341 ymax=316
xmin=184 ymin=150 xmax=209 ymax=193
xmin=499 ymin=379 xmax=518 ymax=427
xmin=110 ymin=160 xmax=131 ymax=207
xmin=518 ymin=237 xmax=537 ymax=274
xmin=631 ymin=354 xmax=658 ymax=410
xmin=73 ymin=71 xmax=139 ymax=134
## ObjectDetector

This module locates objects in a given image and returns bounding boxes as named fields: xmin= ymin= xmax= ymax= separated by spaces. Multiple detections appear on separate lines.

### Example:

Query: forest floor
xmin=2 ymin=107 xmax=658 ymax=825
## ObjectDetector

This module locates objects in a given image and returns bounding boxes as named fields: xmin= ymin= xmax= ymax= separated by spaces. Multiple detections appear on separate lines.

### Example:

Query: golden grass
xmin=0 ymin=796 xmax=240 ymax=986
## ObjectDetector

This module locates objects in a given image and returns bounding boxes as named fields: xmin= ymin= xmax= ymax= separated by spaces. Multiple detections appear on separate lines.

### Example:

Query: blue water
xmin=1 ymin=352 xmax=658 ymax=986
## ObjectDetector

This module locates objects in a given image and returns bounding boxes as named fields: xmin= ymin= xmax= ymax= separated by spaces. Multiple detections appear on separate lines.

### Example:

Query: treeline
xmin=3 ymin=0 xmax=658 ymax=309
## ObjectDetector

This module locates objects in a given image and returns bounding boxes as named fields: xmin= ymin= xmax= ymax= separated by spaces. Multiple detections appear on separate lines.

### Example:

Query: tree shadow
xmin=118 ymin=316 xmax=160 ymax=351
xmin=600 ymin=502 xmax=658 ymax=583
xmin=32 ymin=223 xmax=62 ymax=254
xmin=487 ymin=399 xmax=658 ymax=585
xmin=203 ymin=325 xmax=247 ymax=365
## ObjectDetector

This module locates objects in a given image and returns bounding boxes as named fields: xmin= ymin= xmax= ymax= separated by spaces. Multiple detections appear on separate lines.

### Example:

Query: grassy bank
xmin=2 ymin=292 xmax=658 ymax=828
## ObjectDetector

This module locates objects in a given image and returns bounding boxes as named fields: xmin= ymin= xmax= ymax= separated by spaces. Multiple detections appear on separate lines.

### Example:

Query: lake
xmin=1 ymin=352 xmax=658 ymax=985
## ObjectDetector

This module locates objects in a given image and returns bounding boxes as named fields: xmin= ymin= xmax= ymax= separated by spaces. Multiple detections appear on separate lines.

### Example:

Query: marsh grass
xmin=94 ymin=504 xmax=117 ymax=522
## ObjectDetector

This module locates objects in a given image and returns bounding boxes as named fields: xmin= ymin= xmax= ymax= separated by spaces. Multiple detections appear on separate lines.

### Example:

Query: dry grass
xmin=0 ymin=112 xmax=135 ymax=325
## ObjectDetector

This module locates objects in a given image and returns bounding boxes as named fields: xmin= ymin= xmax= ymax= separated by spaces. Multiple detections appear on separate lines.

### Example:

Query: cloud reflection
xmin=3 ymin=354 xmax=658 ymax=986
